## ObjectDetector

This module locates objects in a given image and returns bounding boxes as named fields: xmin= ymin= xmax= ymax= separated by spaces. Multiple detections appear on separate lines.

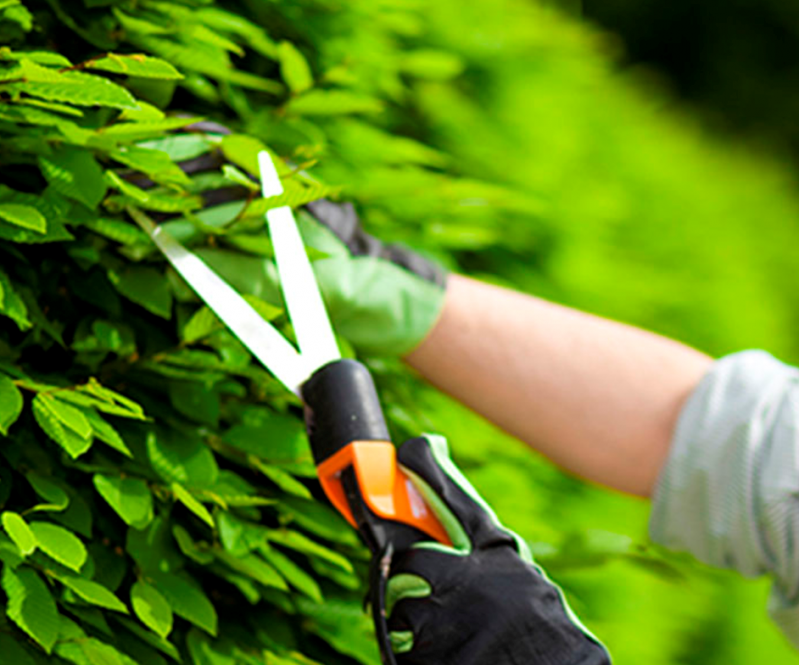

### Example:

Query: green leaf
xmin=2 ymin=512 xmax=36 ymax=556
xmin=39 ymin=394 xmax=92 ymax=438
xmin=399 ymin=50 xmax=465 ymax=80
xmin=26 ymin=472 xmax=69 ymax=512
xmin=57 ymin=574 xmax=129 ymax=613
xmin=277 ymin=496 xmax=358 ymax=545
xmin=0 ymin=203 xmax=46 ymax=234
xmin=137 ymin=134 xmax=214 ymax=162
xmin=93 ymin=475 xmax=153 ymax=530
xmin=264 ymin=529 xmax=353 ymax=572
xmin=222 ymin=412 xmax=313 ymax=472
xmin=296 ymin=597 xmax=379 ymax=665
xmin=85 ymin=54 xmax=184 ymax=80
xmin=100 ymin=116 xmax=199 ymax=141
xmin=131 ymin=580 xmax=173 ymax=638
xmin=0 ymin=267 xmax=30 ymax=330
xmin=172 ymin=525 xmax=214 ymax=565
xmin=168 ymin=381 xmax=219 ymax=428
xmin=111 ymin=145 xmax=191 ymax=188
xmin=4 ymin=70 xmax=139 ymax=109
xmin=278 ymin=41 xmax=313 ymax=94
xmin=254 ymin=463 xmax=311 ymax=499
xmin=39 ymin=147 xmax=107 ymax=209
xmin=171 ymin=482 xmax=214 ymax=528
xmin=214 ymin=550 xmax=288 ymax=591
xmin=148 ymin=572 xmax=217 ymax=636
xmin=33 ymin=394 xmax=93 ymax=458
xmin=261 ymin=545 xmax=322 ymax=603
xmin=221 ymin=164 xmax=258 ymax=191
xmin=146 ymin=429 xmax=219 ymax=488
xmin=29 ymin=521 xmax=87 ymax=572
xmin=2 ymin=566 xmax=60 ymax=653
xmin=286 ymin=90 xmax=383 ymax=116
xmin=0 ymin=374 xmax=23 ymax=435
xmin=83 ymin=409 xmax=133 ymax=458
xmin=108 ymin=265 xmax=173 ymax=318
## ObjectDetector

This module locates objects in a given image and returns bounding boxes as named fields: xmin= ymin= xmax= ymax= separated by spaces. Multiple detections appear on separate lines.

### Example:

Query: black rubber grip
xmin=301 ymin=359 xmax=391 ymax=465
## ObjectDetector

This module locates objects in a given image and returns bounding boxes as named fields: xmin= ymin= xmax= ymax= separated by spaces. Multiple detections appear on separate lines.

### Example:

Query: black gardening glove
xmin=383 ymin=435 xmax=612 ymax=665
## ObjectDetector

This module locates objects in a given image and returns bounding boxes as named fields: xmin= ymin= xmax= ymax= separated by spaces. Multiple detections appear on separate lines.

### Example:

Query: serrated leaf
xmin=29 ymin=522 xmax=86 ymax=572
xmin=0 ymin=203 xmax=47 ymax=233
xmin=100 ymin=116 xmax=199 ymax=141
xmin=93 ymin=475 xmax=153 ymax=530
xmin=2 ymin=512 xmax=36 ymax=556
xmin=148 ymin=572 xmax=217 ymax=636
xmin=2 ymin=566 xmax=60 ymax=653
xmin=84 ymin=216 xmax=150 ymax=246
xmin=0 ymin=374 xmax=23 ymax=435
xmin=33 ymin=394 xmax=93 ymax=458
xmin=278 ymin=41 xmax=313 ymax=94
xmin=171 ymin=483 xmax=214 ymax=528
xmin=39 ymin=147 xmax=107 ymax=209
xmin=57 ymin=574 xmax=128 ymax=613
xmin=5 ymin=70 xmax=139 ymax=109
xmin=131 ymin=580 xmax=173 ymax=638
xmin=85 ymin=54 xmax=183 ymax=80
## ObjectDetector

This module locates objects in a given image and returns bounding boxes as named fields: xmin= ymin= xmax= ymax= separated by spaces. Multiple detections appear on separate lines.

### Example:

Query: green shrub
xmin=1 ymin=1 xmax=799 ymax=664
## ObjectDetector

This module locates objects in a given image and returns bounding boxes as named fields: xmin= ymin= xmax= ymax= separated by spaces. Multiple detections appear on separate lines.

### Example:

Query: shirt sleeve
xmin=649 ymin=350 xmax=799 ymax=647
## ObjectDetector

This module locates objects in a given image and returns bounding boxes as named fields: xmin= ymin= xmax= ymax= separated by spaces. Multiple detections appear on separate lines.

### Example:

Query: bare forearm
xmin=405 ymin=275 xmax=713 ymax=496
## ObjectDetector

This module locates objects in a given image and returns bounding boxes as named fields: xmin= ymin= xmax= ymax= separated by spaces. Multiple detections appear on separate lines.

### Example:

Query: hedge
xmin=2 ymin=1 xmax=799 ymax=664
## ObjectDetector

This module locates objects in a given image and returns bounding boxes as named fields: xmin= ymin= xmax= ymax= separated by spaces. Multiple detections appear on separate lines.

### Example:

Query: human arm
xmin=405 ymin=274 xmax=713 ymax=497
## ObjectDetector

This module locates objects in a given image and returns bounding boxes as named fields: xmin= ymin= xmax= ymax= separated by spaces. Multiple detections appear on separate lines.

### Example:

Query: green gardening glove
xmin=137 ymin=122 xmax=447 ymax=357
xmin=197 ymin=201 xmax=447 ymax=357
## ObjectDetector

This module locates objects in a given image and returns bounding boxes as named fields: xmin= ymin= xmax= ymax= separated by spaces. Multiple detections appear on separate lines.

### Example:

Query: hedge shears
xmin=135 ymin=151 xmax=449 ymax=663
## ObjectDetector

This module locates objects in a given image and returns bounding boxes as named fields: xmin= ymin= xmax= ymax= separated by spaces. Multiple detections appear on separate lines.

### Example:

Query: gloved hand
xmin=152 ymin=123 xmax=448 ymax=357
xmin=381 ymin=435 xmax=611 ymax=665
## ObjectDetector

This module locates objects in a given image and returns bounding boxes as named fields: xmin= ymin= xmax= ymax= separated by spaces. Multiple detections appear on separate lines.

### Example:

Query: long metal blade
xmin=258 ymin=152 xmax=340 ymax=372
xmin=142 ymin=218 xmax=313 ymax=396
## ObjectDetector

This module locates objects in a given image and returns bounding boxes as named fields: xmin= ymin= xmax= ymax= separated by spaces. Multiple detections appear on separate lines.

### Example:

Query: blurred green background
xmin=352 ymin=2 xmax=799 ymax=663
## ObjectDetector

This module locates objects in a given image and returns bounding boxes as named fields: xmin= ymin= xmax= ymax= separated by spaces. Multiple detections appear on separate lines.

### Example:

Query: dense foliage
xmin=1 ymin=1 xmax=798 ymax=664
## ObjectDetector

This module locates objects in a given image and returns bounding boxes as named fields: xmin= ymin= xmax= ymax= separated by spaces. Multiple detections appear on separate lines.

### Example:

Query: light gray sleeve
xmin=649 ymin=350 xmax=799 ymax=647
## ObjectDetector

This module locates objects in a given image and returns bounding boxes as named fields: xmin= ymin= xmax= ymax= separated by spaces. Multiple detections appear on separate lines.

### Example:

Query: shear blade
xmin=146 ymin=224 xmax=314 ymax=396
xmin=258 ymin=152 xmax=341 ymax=373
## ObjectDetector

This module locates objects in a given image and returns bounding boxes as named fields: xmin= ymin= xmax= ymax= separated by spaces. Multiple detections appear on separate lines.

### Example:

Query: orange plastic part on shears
xmin=316 ymin=441 xmax=451 ymax=546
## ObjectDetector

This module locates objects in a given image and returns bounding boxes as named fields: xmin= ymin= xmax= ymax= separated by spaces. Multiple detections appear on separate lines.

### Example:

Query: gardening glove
xmin=382 ymin=435 xmax=611 ymax=665
xmin=153 ymin=123 xmax=447 ymax=357
xmin=195 ymin=200 xmax=447 ymax=357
